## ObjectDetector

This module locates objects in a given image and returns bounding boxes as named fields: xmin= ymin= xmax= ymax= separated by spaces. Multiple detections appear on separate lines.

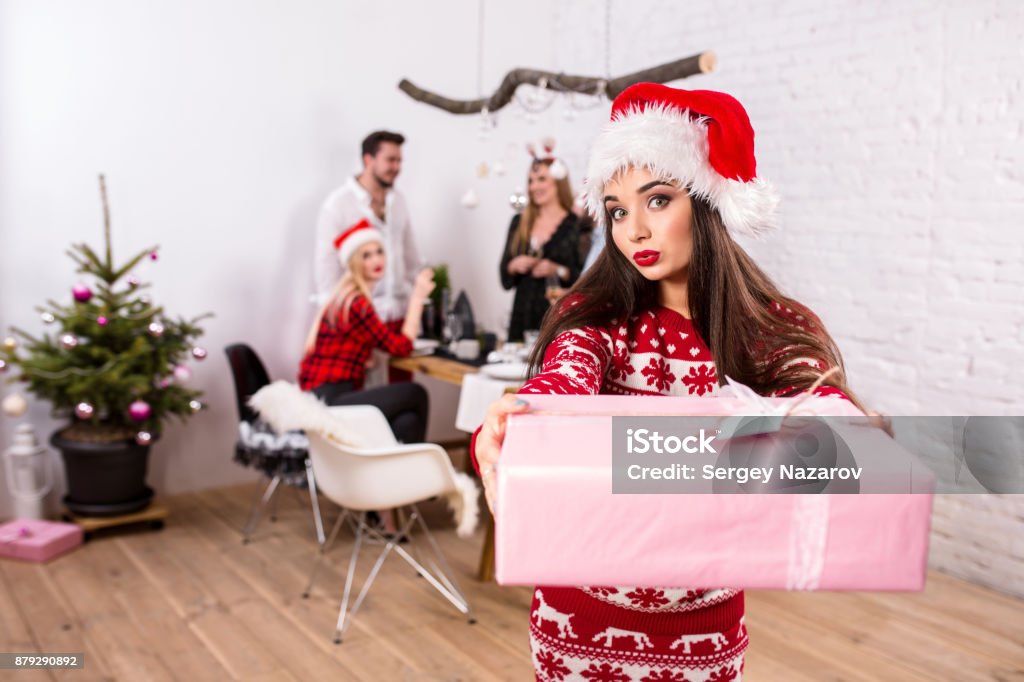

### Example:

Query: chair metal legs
xmin=302 ymin=508 xmax=350 ymax=599
xmin=242 ymin=474 xmax=280 ymax=544
xmin=305 ymin=458 xmax=326 ymax=546
xmin=303 ymin=506 xmax=475 ymax=644
xmin=241 ymin=458 xmax=326 ymax=547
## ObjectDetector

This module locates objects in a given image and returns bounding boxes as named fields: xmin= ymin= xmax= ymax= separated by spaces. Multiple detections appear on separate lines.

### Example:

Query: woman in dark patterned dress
xmin=499 ymin=157 xmax=582 ymax=342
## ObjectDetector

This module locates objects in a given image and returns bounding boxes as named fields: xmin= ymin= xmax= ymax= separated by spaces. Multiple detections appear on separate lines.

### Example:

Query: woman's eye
xmin=609 ymin=207 xmax=627 ymax=221
xmin=649 ymin=195 xmax=669 ymax=209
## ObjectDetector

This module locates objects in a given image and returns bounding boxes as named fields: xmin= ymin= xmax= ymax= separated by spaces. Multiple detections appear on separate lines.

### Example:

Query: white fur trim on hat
xmin=336 ymin=223 xmax=384 ymax=268
xmin=584 ymin=104 xmax=779 ymax=237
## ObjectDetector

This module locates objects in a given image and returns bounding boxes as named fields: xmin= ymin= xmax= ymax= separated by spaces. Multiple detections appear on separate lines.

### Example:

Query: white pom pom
xmin=548 ymin=159 xmax=568 ymax=180
xmin=460 ymin=189 xmax=479 ymax=209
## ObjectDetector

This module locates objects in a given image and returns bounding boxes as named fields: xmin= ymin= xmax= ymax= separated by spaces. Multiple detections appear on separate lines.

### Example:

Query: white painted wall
xmin=1 ymin=0 xmax=1021 ymax=595
xmin=0 ymin=0 xmax=555 ymax=511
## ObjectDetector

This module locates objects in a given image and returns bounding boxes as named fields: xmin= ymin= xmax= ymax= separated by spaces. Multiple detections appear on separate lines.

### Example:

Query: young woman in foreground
xmin=475 ymin=84 xmax=858 ymax=681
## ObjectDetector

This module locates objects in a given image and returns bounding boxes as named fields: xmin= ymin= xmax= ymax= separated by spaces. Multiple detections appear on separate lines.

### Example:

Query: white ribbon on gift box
xmin=719 ymin=372 xmax=845 ymax=591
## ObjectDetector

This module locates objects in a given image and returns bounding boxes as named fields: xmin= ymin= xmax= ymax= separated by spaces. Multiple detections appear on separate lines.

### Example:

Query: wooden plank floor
xmin=1 ymin=483 xmax=1021 ymax=681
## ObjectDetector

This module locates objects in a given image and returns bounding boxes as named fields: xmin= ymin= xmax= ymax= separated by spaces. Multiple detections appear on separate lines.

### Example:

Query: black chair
xmin=225 ymin=343 xmax=325 ymax=546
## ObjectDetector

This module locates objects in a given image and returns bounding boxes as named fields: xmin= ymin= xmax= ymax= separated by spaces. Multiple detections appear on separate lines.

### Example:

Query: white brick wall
xmin=553 ymin=0 xmax=1024 ymax=596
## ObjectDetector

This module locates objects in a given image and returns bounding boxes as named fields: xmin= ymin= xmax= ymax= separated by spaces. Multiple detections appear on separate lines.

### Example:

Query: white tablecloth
xmin=455 ymin=372 xmax=521 ymax=433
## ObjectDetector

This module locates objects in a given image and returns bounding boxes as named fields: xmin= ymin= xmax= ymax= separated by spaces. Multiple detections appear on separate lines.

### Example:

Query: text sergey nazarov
xmin=622 ymin=427 xmax=862 ymax=483
xmin=608 ymin=416 xmax=909 ymax=494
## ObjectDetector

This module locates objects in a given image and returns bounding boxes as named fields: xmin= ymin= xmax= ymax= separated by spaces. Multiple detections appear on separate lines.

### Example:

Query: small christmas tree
xmin=0 ymin=175 xmax=211 ymax=444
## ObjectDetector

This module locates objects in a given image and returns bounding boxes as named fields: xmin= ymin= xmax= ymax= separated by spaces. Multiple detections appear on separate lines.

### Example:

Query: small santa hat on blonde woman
xmin=333 ymin=218 xmax=384 ymax=266
xmin=584 ymin=83 xmax=780 ymax=237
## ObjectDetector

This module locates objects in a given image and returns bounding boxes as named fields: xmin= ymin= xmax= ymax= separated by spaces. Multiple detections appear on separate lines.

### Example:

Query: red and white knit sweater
xmin=478 ymin=304 xmax=846 ymax=682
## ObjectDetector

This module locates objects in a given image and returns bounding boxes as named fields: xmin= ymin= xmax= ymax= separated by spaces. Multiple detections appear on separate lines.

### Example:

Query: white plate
xmin=413 ymin=339 xmax=440 ymax=353
xmin=480 ymin=362 xmax=529 ymax=381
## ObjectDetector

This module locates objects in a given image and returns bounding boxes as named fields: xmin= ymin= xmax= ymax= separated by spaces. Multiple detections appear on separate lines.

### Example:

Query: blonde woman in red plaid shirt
xmin=300 ymin=219 xmax=435 ymax=444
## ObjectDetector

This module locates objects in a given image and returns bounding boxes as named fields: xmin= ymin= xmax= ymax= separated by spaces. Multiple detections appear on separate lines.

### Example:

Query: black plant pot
xmin=51 ymin=429 xmax=154 ymax=517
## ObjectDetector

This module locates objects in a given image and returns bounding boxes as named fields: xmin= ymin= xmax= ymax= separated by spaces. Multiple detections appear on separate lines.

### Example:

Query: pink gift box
xmin=495 ymin=395 xmax=933 ymax=591
xmin=0 ymin=519 xmax=83 ymax=563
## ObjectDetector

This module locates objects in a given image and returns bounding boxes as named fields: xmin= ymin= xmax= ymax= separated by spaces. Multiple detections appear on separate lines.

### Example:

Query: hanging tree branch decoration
xmin=398 ymin=51 xmax=716 ymax=115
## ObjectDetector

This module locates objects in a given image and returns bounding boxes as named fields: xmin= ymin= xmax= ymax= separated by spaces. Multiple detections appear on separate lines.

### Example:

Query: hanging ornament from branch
xmin=398 ymin=52 xmax=716 ymax=115
xmin=74 ymin=401 xmax=95 ymax=420
xmin=509 ymin=189 xmax=528 ymax=212
xmin=172 ymin=364 xmax=192 ymax=383
xmin=72 ymin=283 xmax=93 ymax=303
xmin=128 ymin=400 xmax=152 ymax=422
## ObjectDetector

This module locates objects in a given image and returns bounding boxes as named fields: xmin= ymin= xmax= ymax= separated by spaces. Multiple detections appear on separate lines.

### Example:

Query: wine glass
xmin=445 ymin=312 xmax=463 ymax=354
xmin=545 ymin=274 xmax=562 ymax=303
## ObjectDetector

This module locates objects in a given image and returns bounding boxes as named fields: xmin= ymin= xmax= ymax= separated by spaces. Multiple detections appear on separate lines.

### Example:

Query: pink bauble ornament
xmin=149 ymin=251 xmax=159 ymax=261
xmin=155 ymin=376 xmax=173 ymax=389
xmin=97 ymin=316 xmax=109 ymax=326
xmin=172 ymin=365 xmax=192 ymax=383
xmin=191 ymin=347 xmax=207 ymax=361
xmin=72 ymin=283 xmax=93 ymax=303
xmin=128 ymin=400 xmax=152 ymax=422
xmin=127 ymin=275 xmax=140 ymax=288
xmin=74 ymin=402 xmax=95 ymax=420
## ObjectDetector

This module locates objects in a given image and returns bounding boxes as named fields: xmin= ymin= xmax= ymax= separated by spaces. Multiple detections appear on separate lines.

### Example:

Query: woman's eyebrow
xmin=637 ymin=180 xmax=673 ymax=193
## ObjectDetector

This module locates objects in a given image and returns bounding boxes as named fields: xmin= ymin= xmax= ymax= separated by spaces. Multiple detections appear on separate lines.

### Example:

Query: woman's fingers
xmin=477 ymin=395 xmax=530 ymax=516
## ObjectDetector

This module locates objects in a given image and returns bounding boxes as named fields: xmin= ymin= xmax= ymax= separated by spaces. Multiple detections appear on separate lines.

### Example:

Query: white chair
xmin=249 ymin=382 xmax=479 ymax=644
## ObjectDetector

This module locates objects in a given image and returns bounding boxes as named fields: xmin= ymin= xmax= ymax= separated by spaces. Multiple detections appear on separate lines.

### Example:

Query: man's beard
xmin=373 ymin=172 xmax=395 ymax=189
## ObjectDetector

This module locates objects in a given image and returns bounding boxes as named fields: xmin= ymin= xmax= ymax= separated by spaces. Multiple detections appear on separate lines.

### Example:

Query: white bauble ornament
xmin=2 ymin=394 xmax=28 ymax=417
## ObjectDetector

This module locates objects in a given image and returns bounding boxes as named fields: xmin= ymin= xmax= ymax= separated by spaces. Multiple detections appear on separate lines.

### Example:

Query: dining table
xmin=390 ymin=348 xmax=523 ymax=582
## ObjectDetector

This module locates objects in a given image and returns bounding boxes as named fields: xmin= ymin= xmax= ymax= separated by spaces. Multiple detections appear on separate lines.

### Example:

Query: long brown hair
xmin=303 ymin=243 xmax=377 ymax=353
xmin=510 ymin=159 xmax=576 ymax=255
xmin=529 ymin=195 xmax=859 ymax=404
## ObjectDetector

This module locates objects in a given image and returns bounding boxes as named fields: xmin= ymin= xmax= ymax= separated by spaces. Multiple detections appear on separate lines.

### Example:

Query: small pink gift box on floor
xmin=495 ymin=394 xmax=934 ymax=591
xmin=0 ymin=519 xmax=83 ymax=563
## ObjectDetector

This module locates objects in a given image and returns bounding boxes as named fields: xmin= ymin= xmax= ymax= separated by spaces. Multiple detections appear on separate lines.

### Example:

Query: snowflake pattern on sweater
xmin=520 ymin=307 xmax=720 ymax=399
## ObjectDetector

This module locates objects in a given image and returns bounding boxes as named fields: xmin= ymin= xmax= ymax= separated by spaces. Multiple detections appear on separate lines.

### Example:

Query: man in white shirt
xmin=314 ymin=130 xmax=423 ymax=323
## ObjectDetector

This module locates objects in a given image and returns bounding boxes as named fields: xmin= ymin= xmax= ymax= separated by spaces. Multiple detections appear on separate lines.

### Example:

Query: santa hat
xmin=584 ymin=83 xmax=779 ymax=237
xmin=333 ymin=218 xmax=384 ymax=267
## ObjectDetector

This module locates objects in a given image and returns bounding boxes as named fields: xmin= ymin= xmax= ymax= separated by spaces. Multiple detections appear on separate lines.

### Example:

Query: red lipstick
xmin=633 ymin=250 xmax=661 ymax=266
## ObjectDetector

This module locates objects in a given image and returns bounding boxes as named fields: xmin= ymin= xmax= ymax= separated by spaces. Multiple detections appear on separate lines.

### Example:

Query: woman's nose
xmin=626 ymin=215 xmax=650 ymax=241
